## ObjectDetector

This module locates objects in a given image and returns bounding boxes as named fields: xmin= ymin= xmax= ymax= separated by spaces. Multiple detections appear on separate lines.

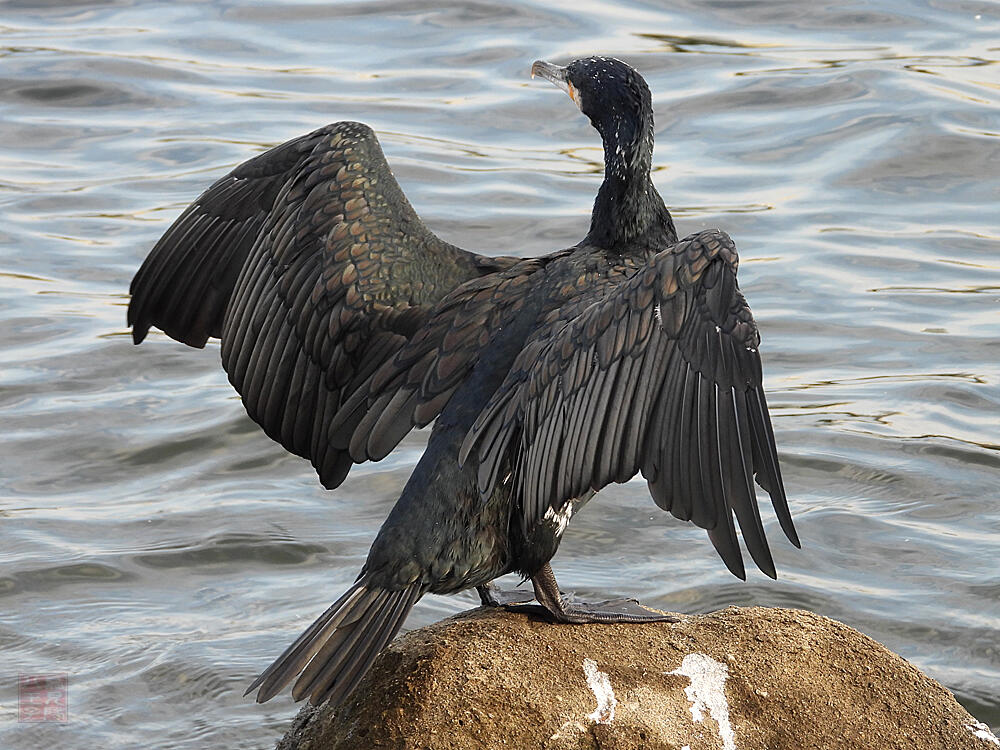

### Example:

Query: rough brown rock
xmin=274 ymin=606 xmax=998 ymax=750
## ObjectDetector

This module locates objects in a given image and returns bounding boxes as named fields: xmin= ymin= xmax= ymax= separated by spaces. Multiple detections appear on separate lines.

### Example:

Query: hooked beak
xmin=531 ymin=60 xmax=579 ymax=108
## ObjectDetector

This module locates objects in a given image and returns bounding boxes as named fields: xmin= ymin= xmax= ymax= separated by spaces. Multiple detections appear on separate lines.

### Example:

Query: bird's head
xmin=531 ymin=56 xmax=653 ymax=170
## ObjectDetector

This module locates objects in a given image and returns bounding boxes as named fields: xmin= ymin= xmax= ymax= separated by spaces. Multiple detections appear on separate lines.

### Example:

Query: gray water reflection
xmin=0 ymin=0 xmax=997 ymax=747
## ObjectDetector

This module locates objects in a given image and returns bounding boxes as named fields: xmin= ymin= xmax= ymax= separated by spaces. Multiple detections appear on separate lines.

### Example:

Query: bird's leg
xmin=476 ymin=582 xmax=537 ymax=607
xmin=529 ymin=563 xmax=682 ymax=624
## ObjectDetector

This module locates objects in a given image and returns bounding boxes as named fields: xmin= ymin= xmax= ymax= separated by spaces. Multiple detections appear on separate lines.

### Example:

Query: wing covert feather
xmin=336 ymin=257 xmax=551 ymax=463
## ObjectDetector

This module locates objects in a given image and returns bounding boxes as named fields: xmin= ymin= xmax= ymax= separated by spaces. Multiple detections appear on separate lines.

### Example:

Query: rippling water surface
xmin=1 ymin=0 xmax=998 ymax=746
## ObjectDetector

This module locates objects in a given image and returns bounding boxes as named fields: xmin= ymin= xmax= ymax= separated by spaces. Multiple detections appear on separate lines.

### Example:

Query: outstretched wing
xmin=461 ymin=229 xmax=798 ymax=579
xmin=129 ymin=121 xmax=515 ymax=488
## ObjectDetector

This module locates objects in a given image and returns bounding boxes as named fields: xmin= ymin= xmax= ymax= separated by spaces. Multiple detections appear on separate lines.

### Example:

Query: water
xmin=1 ymin=0 xmax=997 ymax=746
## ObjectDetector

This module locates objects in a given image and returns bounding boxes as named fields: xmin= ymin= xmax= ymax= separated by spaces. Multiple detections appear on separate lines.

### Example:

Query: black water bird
xmin=128 ymin=56 xmax=799 ymax=708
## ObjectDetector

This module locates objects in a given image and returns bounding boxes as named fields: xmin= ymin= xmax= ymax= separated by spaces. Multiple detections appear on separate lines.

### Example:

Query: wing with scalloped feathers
xmin=129 ymin=121 xmax=516 ymax=488
xmin=461 ymin=229 xmax=798 ymax=579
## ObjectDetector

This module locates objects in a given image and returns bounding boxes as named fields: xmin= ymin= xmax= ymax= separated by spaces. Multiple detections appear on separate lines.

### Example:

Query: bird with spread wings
xmin=129 ymin=56 xmax=798 ymax=708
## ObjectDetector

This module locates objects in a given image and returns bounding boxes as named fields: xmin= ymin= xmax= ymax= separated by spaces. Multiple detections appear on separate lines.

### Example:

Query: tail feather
xmin=245 ymin=584 xmax=371 ymax=702
xmin=292 ymin=588 xmax=390 ymax=701
xmin=247 ymin=580 xmax=422 ymax=707
xmin=319 ymin=585 xmax=422 ymax=707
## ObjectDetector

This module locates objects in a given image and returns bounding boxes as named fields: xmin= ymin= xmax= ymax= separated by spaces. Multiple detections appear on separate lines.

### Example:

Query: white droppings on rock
xmin=582 ymin=658 xmax=617 ymax=724
xmin=669 ymin=653 xmax=737 ymax=750
xmin=967 ymin=721 xmax=1000 ymax=746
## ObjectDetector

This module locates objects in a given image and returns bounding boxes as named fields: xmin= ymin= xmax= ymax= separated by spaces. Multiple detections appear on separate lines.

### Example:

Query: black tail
xmin=246 ymin=580 xmax=423 ymax=706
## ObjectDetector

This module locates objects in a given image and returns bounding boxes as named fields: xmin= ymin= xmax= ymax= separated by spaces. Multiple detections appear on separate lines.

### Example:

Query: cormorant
xmin=128 ymin=57 xmax=799 ymax=708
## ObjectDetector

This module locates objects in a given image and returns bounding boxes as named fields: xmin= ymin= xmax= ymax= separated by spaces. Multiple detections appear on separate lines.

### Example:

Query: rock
xmin=274 ymin=606 xmax=998 ymax=750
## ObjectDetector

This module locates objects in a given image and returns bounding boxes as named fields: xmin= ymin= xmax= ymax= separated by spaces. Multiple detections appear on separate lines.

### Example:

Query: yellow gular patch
xmin=568 ymin=81 xmax=579 ymax=106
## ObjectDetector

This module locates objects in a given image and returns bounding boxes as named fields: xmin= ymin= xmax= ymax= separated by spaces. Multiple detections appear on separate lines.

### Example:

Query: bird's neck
xmin=585 ymin=120 xmax=676 ymax=251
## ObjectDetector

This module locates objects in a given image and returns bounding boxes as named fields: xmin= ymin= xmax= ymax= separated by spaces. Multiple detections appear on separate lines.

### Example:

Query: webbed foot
xmin=523 ymin=563 xmax=683 ymax=624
